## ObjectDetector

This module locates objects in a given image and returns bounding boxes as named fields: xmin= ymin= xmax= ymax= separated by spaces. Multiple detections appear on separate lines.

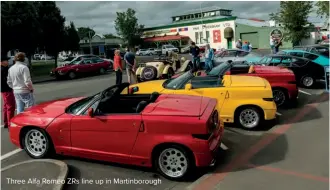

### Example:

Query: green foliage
xmin=114 ymin=8 xmax=144 ymax=48
xmin=64 ymin=22 xmax=80 ymax=52
xmin=315 ymin=1 xmax=329 ymax=18
xmin=269 ymin=1 xmax=313 ymax=45
xmin=77 ymin=27 xmax=95 ymax=39
xmin=103 ymin=33 xmax=121 ymax=39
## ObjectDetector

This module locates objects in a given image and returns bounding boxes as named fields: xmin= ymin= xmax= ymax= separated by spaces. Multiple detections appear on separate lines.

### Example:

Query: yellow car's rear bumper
xmin=264 ymin=109 xmax=277 ymax=120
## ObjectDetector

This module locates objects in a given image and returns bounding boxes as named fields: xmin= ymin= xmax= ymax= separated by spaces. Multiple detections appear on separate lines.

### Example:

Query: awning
xmin=144 ymin=35 xmax=190 ymax=42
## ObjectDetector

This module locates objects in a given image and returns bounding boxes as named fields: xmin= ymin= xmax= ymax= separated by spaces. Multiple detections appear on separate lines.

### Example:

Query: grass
xmin=30 ymin=60 xmax=55 ymax=77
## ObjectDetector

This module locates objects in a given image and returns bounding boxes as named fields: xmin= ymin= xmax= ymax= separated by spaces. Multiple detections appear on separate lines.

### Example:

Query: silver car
xmin=136 ymin=49 xmax=148 ymax=56
xmin=146 ymin=48 xmax=156 ymax=55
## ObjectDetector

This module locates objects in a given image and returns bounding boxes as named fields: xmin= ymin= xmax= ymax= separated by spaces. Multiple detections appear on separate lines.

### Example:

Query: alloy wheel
xmin=273 ymin=89 xmax=286 ymax=107
xmin=239 ymin=108 xmax=260 ymax=129
xmin=24 ymin=129 xmax=48 ymax=157
xmin=158 ymin=148 xmax=188 ymax=178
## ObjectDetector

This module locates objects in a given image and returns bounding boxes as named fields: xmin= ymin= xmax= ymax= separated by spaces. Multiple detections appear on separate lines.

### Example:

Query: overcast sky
xmin=56 ymin=1 xmax=323 ymax=35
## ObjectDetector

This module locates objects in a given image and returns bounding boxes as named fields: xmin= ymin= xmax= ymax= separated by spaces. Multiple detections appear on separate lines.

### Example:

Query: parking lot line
xmin=299 ymin=90 xmax=312 ymax=96
xmin=245 ymin=163 xmax=329 ymax=183
xmin=1 ymin=149 xmax=22 ymax=161
xmin=276 ymin=112 xmax=282 ymax=116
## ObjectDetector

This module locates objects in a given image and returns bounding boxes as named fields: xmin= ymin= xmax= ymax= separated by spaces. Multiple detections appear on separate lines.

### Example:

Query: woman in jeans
xmin=204 ymin=44 xmax=214 ymax=71
xmin=7 ymin=52 xmax=35 ymax=114
xmin=114 ymin=50 xmax=123 ymax=85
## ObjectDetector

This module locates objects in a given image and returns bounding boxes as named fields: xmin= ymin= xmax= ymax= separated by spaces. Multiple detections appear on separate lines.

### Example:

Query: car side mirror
xmin=129 ymin=86 xmax=139 ymax=94
xmin=185 ymin=83 xmax=192 ymax=91
xmin=87 ymin=108 xmax=94 ymax=117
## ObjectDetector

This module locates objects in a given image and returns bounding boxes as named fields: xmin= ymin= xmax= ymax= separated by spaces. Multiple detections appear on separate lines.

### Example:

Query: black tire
xmin=300 ymin=75 xmax=315 ymax=88
xmin=141 ymin=66 xmax=157 ymax=81
xmin=234 ymin=106 xmax=264 ymax=130
xmin=68 ymin=71 xmax=76 ymax=79
xmin=21 ymin=128 xmax=54 ymax=159
xmin=99 ymin=68 xmax=106 ymax=74
xmin=272 ymin=88 xmax=288 ymax=107
xmin=154 ymin=145 xmax=195 ymax=181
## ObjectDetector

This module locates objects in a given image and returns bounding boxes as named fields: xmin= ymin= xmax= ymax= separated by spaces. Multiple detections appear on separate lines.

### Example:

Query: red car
xmin=173 ymin=62 xmax=298 ymax=107
xmin=51 ymin=57 xmax=111 ymax=79
xmin=9 ymin=83 xmax=223 ymax=180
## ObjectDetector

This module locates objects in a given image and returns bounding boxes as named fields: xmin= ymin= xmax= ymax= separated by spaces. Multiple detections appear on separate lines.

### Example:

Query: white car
xmin=146 ymin=48 xmax=156 ymax=55
xmin=40 ymin=55 xmax=53 ymax=60
xmin=136 ymin=49 xmax=148 ymax=56
xmin=161 ymin=45 xmax=179 ymax=56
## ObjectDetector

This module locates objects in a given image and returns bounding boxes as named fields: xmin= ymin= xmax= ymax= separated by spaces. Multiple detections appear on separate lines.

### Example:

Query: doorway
xmin=227 ymin=38 xmax=232 ymax=49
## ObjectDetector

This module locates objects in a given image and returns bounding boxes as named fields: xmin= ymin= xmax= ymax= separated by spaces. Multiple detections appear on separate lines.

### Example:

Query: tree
xmin=270 ymin=1 xmax=313 ymax=46
xmin=1 ymin=1 xmax=41 ymax=67
xmin=114 ymin=8 xmax=144 ymax=49
xmin=77 ymin=27 xmax=95 ymax=39
xmin=315 ymin=1 xmax=329 ymax=19
xmin=103 ymin=33 xmax=120 ymax=39
xmin=63 ymin=22 xmax=80 ymax=52
xmin=34 ymin=1 xmax=66 ymax=68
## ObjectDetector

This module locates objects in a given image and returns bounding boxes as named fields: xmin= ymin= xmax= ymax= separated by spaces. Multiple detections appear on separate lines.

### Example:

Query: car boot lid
xmin=226 ymin=75 xmax=267 ymax=87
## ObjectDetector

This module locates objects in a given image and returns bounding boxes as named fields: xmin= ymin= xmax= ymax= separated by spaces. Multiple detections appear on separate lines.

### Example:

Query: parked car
xmin=50 ymin=57 xmax=111 ymax=79
xmin=293 ymin=45 xmax=329 ymax=58
xmin=278 ymin=49 xmax=329 ymax=67
xmin=320 ymin=39 xmax=329 ymax=45
xmin=130 ymin=70 xmax=277 ymax=130
xmin=180 ymin=46 xmax=190 ymax=54
xmin=201 ymin=49 xmax=263 ymax=66
xmin=40 ymin=54 xmax=54 ymax=60
xmin=257 ymin=54 xmax=329 ymax=88
xmin=161 ymin=44 xmax=179 ymax=56
xmin=9 ymin=82 xmax=224 ymax=180
xmin=136 ymin=55 xmax=192 ymax=82
xmin=192 ymin=62 xmax=298 ymax=107
xmin=33 ymin=54 xmax=41 ymax=60
xmin=136 ymin=49 xmax=148 ymax=56
xmin=146 ymin=48 xmax=157 ymax=55
xmin=57 ymin=54 xmax=113 ymax=69
xmin=154 ymin=48 xmax=162 ymax=55
xmin=57 ymin=56 xmax=76 ymax=67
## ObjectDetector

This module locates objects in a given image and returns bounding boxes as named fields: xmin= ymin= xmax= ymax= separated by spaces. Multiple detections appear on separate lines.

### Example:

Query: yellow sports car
xmin=129 ymin=65 xmax=277 ymax=130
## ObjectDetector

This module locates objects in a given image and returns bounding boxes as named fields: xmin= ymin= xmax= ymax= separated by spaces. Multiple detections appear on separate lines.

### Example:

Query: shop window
xmin=197 ymin=13 xmax=201 ymax=18
xmin=210 ymin=12 xmax=215 ymax=16
xmin=199 ymin=32 xmax=203 ymax=44
xmin=215 ymin=11 xmax=220 ymax=16
xmin=206 ymin=31 xmax=210 ymax=43
xmin=195 ymin=32 xmax=199 ymax=44
xmin=175 ymin=17 xmax=180 ymax=21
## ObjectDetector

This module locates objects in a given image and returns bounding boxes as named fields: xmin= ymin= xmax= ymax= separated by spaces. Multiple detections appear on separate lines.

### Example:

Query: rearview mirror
xmin=185 ymin=83 xmax=192 ymax=91
xmin=87 ymin=108 xmax=94 ymax=117
xmin=129 ymin=86 xmax=139 ymax=94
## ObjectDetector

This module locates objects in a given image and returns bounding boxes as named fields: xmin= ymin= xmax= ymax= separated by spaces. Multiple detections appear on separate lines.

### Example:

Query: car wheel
xmin=22 ymin=128 xmax=53 ymax=159
xmin=68 ymin=71 xmax=76 ymax=79
xmin=99 ymin=68 xmax=106 ymax=74
xmin=155 ymin=145 xmax=194 ymax=180
xmin=300 ymin=75 xmax=314 ymax=88
xmin=141 ymin=66 xmax=157 ymax=81
xmin=235 ymin=106 xmax=263 ymax=130
xmin=272 ymin=88 xmax=288 ymax=107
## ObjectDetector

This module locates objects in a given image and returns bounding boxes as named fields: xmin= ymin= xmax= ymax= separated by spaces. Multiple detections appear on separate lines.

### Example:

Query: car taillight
xmin=208 ymin=110 xmax=219 ymax=133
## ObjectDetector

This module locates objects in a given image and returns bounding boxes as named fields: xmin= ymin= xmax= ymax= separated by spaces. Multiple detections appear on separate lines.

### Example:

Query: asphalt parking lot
xmin=1 ymin=72 xmax=329 ymax=190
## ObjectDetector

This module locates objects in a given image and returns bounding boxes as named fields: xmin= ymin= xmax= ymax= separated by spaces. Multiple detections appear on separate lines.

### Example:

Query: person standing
xmin=248 ymin=42 xmax=253 ymax=52
xmin=7 ymin=52 xmax=35 ymax=114
xmin=1 ymin=57 xmax=16 ymax=128
xmin=114 ymin=50 xmax=123 ymax=85
xmin=274 ymin=39 xmax=282 ymax=54
xmin=124 ymin=48 xmax=137 ymax=84
xmin=270 ymin=36 xmax=275 ymax=54
xmin=236 ymin=39 xmax=242 ymax=49
xmin=189 ymin=42 xmax=201 ymax=70
xmin=242 ymin=41 xmax=250 ymax=52
xmin=204 ymin=44 xmax=214 ymax=71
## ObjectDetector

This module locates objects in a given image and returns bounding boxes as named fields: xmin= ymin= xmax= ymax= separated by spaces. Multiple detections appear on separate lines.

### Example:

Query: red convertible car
xmin=173 ymin=62 xmax=298 ymax=107
xmin=9 ymin=83 xmax=223 ymax=180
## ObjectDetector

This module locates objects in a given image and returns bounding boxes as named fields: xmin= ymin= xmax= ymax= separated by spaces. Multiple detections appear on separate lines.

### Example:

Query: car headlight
xmin=10 ymin=122 xmax=18 ymax=127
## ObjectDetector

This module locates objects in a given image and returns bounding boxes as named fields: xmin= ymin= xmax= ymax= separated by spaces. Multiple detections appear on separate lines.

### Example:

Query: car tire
xmin=235 ymin=106 xmax=264 ymax=130
xmin=272 ymin=88 xmax=288 ymax=107
xmin=21 ymin=128 xmax=54 ymax=159
xmin=99 ymin=68 xmax=106 ymax=74
xmin=154 ymin=145 xmax=195 ymax=181
xmin=300 ymin=75 xmax=315 ymax=88
xmin=141 ymin=66 xmax=157 ymax=81
xmin=68 ymin=71 xmax=76 ymax=79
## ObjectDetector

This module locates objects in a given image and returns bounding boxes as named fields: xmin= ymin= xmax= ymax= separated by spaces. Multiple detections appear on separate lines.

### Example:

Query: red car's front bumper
xmin=9 ymin=123 xmax=22 ymax=148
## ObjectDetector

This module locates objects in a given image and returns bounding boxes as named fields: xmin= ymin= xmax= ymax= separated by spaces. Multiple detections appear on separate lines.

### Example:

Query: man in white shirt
xmin=7 ymin=52 xmax=35 ymax=114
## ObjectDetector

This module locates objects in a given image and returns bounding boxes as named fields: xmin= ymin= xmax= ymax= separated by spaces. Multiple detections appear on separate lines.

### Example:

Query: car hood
xmin=142 ymin=94 xmax=213 ymax=117
xmin=224 ymin=75 xmax=267 ymax=87
xmin=11 ymin=97 xmax=84 ymax=128
xmin=254 ymin=66 xmax=294 ymax=74
xmin=130 ymin=80 xmax=167 ymax=93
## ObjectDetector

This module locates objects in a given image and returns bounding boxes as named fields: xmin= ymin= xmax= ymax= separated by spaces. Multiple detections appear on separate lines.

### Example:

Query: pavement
xmin=1 ymin=69 xmax=329 ymax=190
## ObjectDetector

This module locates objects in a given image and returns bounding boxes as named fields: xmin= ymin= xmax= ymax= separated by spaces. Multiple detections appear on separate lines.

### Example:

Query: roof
xmin=172 ymin=6 xmax=231 ymax=17
xmin=235 ymin=18 xmax=269 ymax=27
xmin=93 ymin=34 xmax=105 ymax=39
xmin=144 ymin=35 xmax=190 ymax=42
xmin=144 ymin=16 xmax=236 ymax=31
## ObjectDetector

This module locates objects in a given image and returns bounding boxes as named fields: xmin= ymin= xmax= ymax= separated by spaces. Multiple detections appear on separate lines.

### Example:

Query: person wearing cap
xmin=7 ymin=52 xmax=35 ymax=114
xmin=1 ymin=56 xmax=16 ymax=128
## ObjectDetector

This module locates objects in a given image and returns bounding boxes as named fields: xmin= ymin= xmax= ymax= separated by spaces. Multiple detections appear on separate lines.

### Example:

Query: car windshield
xmin=163 ymin=71 xmax=193 ymax=89
xmin=64 ymin=57 xmax=75 ymax=62
xmin=165 ymin=45 xmax=175 ymax=48
xmin=66 ymin=95 xmax=98 ymax=115
xmin=208 ymin=62 xmax=231 ymax=76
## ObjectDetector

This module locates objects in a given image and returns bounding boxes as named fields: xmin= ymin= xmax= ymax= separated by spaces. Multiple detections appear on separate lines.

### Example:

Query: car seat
xmin=248 ymin=65 xmax=255 ymax=73
xmin=136 ymin=101 xmax=148 ymax=113
xmin=150 ymin=92 xmax=160 ymax=102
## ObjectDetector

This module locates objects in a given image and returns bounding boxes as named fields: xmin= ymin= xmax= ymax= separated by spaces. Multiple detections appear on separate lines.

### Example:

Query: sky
xmin=56 ymin=1 xmax=323 ymax=35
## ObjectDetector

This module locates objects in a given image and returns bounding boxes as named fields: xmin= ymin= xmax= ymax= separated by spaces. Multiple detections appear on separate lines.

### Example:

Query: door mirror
xmin=185 ymin=83 xmax=192 ymax=91
xmin=87 ymin=108 xmax=94 ymax=117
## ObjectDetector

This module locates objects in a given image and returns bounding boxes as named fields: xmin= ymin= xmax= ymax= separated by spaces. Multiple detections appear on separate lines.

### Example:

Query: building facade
xmin=79 ymin=34 xmax=124 ymax=56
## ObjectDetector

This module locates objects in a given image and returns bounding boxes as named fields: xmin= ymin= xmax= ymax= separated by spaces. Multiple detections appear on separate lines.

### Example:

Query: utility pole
xmin=89 ymin=31 xmax=93 ymax=54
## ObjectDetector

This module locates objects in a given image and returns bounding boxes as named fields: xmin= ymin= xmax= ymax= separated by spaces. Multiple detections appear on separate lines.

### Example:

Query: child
xmin=114 ymin=50 xmax=123 ymax=85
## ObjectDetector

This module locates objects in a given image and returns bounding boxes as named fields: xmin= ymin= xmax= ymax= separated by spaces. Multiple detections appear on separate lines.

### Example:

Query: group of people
xmin=235 ymin=39 xmax=253 ymax=52
xmin=113 ymin=48 xmax=138 ymax=85
xmin=270 ymin=36 xmax=282 ymax=54
xmin=189 ymin=42 xmax=214 ymax=72
xmin=1 ymin=52 xmax=35 ymax=128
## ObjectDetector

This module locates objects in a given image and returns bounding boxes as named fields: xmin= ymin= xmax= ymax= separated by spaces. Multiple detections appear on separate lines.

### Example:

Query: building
xmin=79 ymin=34 xmax=124 ymax=56
xmin=142 ymin=6 xmax=292 ymax=50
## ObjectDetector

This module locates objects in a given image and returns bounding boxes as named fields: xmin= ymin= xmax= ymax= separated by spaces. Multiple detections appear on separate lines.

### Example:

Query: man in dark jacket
xmin=1 ymin=56 xmax=15 ymax=128
xmin=189 ymin=42 xmax=201 ymax=70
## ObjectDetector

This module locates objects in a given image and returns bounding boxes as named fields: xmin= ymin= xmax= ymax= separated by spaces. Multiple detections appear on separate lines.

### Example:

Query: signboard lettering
xmin=213 ymin=30 xmax=221 ymax=43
